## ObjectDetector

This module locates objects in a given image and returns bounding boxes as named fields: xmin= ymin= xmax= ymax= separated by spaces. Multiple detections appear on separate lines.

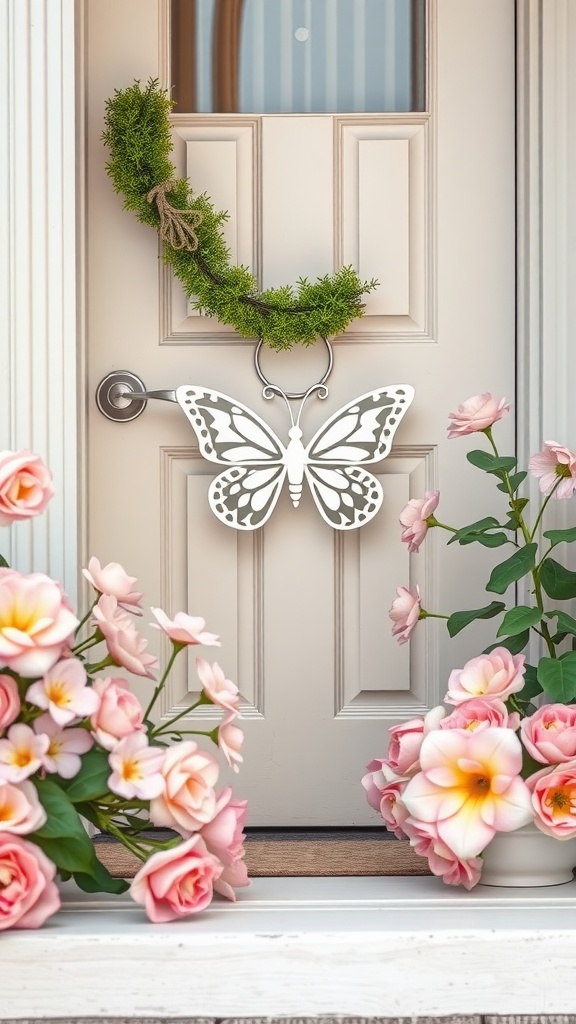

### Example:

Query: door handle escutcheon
xmin=95 ymin=371 xmax=177 ymax=422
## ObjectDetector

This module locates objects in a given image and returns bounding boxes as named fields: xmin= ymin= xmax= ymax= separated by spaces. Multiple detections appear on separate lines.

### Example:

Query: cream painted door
xmin=85 ymin=0 xmax=515 ymax=823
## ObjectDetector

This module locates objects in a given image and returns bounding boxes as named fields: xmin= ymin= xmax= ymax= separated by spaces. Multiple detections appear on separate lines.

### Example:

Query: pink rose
xmin=521 ymin=704 xmax=576 ymax=764
xmin=218 ymin=713 xmax=244 ymax=773
xmin=406 ymin=819 xmax=483 ymax=890
xmin=378 ymin=775 xmax=412 ymax=839
xmin=93 ymin=595 xmax=157 ymax=679
xmin=90 ymin=676 xmax=145 ymax=751
xmin=130 ymin=835 xmax=222 ymax=922
xmin=0 ymin=779 xmax=47 ymax=834
xmin=0 ymin=674 xmax=20 ymax=733
xmin=440 ymin=697 xmax=520 ymax=733
xmin=200 ymin=787 xmax=250 ymax=901
xmin=528 ymin=441 xmax=576 ymax=499
xmin=82 ymin=557 xmax=143 ymax=613
xmin=445 ymin=648 xmax=525 ymax=705
xmin=389 ymin=585 xmax=421 ymax=645
xmin=0 ymin=834 xmax=60 ymax=929
xmin=399 ymin=491 xmax=440 ymax=553
xmin=0 ymin=571 xmax=78 ymax=677
xmin=447 ymin=393 xmax=510 ymax=438
xmin=362 ymin=758 xmax=390 ymax=812
xmin=386 ymin=709 xmax=445 ymax=778
xmin=0 ymin=450 xmax=54 ymax=526
xmin=150 ymin=740 xmax=219 ymax=834
xmin=528 ymin=761 xmax=576 ymax=838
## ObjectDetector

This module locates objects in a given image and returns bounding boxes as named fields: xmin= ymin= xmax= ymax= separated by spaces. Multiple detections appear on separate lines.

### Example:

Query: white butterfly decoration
xmin=175 ymin=384 xmax=414 ymax=531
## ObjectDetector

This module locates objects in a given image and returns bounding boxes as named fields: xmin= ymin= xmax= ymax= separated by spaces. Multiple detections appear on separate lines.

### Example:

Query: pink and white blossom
xmin=200 ymin=787 xmax=250 ymax=901
xmin=0 ymin=571 xmax=78 ymax=677
xmin=150 ymin=608 xmax=220 ymax=647
xmin=0 ymin=723 xmax=50 ymax=783
xmin=93 ymin=595 xmax=157 ymax=679
xmin=440 ymin=697 xmax=520 ymax=733
xmin=521 ymin=704 xmax=576 ymax=764
xmin=389 ymin=585 xmax=421 ymax=645
xmin=0 ymin=834 xmax=60 ymax=930
xmin=386 ymin=707 xmax=446 ymax=778
xmin=0 ymin=450 xmax=54 ymax=526
xmin=108 ymin=733 xmax=166 ymax=801
xmin=33 ymin=714 xmax=93 ymax=779
xmin=528 ymin=761 xmax=576 ymax=838
xmin=445 ymin=648 xmax=526 ymax=706
xmin=90 ymin=676 xmax=145 ymax=751
xmin=378 ymin=774 xmax=412 ymax=839
xmin=399 ymin=491 xmax=440 ymax=553
xmin=218 ymin=713 xmax=244 ymax=773
xmin=130 ymin=834 xmax=222 ymax=923
xmin=82 ymin=557 xmax=143 ymax=612
xmin=0 ymin=779 xmax=47 ymax=834
xmin=528 ymin=441 xmax=576 ymax=499
xmin=0 ymin=674 xmax=20 ymax=734
xmin=26 ymin=658 xmax=99 ymax=727
xmin=447 ymin=393 xmax=510 ymax=439
xmin=401 ymin=727 xmax=533 ymax=860
xmin=196 ymin=657 xmax=239 ymax=714
xmin=150 ymin=741 xmax=219 ymax=834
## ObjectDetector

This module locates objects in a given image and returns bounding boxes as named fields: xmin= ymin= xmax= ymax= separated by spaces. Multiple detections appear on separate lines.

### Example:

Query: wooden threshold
xmin=93 ymin=828 xmax=431 ymax=878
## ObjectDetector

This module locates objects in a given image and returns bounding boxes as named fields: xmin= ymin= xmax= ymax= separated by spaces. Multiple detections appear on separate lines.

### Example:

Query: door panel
xmin=86 ymin=0 xmax=515 ymax=823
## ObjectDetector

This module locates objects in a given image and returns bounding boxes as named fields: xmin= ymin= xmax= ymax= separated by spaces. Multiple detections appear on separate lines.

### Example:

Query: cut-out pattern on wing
xmin=175 ymin=383 xmax=414 ymax=531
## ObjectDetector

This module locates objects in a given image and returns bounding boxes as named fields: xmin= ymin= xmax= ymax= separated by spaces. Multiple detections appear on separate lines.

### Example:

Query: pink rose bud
xmin=447 ymin=393 xmax=510 ymax=438
xmin=389 ymin=585 xmax=422 ymax=644
xmin=440 ymin=697 xmax=520 ymax=733
xmin=399 ymin=491 xmax=440 ymax=553
xmin=90 ymin=676 xmax=145 ymax=751
xmin=0 ymin=450 xmax=54 ymax=526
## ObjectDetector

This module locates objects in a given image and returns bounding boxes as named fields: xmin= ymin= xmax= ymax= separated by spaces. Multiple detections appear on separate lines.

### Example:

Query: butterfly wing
xmin=175 ymin=385 xmax=287 ymax=531
xmin=304 ymin=385 xmax=414 ymax=530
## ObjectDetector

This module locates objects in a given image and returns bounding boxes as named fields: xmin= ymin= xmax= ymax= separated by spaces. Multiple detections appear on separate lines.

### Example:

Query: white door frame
xmin=0 ymin=0 xmax=571 ymax=604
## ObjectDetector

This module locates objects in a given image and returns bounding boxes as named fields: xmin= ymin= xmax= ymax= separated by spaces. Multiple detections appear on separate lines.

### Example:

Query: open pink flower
xmin=0 ymin=450 xmax=54 ymax=526
xmin=0 ymin=675 xmax=20 ymax=733
xmin=130 ymin=834 xmax=222 ymax=923
xmin=150 ymin=608 xmax=220 ymax=647
xmin=399 ymin=491 xmax=440 ymax=553
xmin=83 ymin=557 xmax=143 ymax=613
xmin=33 ymin=714 xmax=94 ymax=779
xmin=389 ymin=585 xmax=421 ymax=645
xmin=196 ymin=658 xmax=239 ymax=713
xmin=218 ymin=713 xmax=244 ymax=773
xmin=90 ymin=677 xmax=145 ymax=751
xmin=406 ymin=819 xmax=483 ymax=890
xmin=440 ymin=697 xmax=520 ymax=733
xmin=150 ymin=741 xmax=219 ymax=834
xmin=447 ymin=393 xmax=510 ymax=438
xmin=528 ymin=441 xmax=576 ymax=498
xmin=200 ymin=787 xmax=250 ymax=901
xmin=0 ymin=724 xmax=50 ymax=783
xmin=521 ymin=704 xmax=576 ymax=764
xmin=445 ymin=648 xmax=525 ymax=706
xmin=93 ymin=595 xmax=157 ymax=679
xmin=108 ymin=733 xmax=166 ymax=801
xmin=0 ymin=834 xmax=60 ymax=930
xmin=0 ymin=570 xmax=78 ymax=677
xmin=528 ymin=761 xmax=576 ymax=838
xmin=401 ymin=727 xmax=533 ymax=859
xmin=26 ymin=657 xmax=99 ymax=727
xmin=0 ymin=779 xmax=47 ymax=834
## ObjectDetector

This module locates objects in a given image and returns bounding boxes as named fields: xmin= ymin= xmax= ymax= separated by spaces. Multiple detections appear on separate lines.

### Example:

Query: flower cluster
xmin=0 ymin=450 xmax=248 ymax=928
xmin=364 ymin=393 xmax=576 ymax=887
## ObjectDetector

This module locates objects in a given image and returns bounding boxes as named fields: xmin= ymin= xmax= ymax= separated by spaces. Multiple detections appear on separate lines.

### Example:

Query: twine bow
xmin=147 ymin=181 xmax=203 ymax=251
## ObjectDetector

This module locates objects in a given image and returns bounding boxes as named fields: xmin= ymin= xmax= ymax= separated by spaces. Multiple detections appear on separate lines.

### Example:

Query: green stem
xmin=484 ymin=427 xmax=532 ymax=546
xmin=419 ymin=610 xmax=449 ymax=621
xmin=84 ymin=655 xmax=115 ymax=674
xmin=71 ymin=634 xmax=102 ymax=657
xmin=427 ymin=517 xmax=458 ymax=534
xmin=74 ymin=600 xmax=97 ymax=637
xmin=150 ymin=697 xmax=204 ymax=737
xmin=104 ymin=819 xmax=148 ymax=862
xmin=529 ymin=478 xmax=563 ymax=540
xmin=144 ymin=643 xmax=183 ymax=721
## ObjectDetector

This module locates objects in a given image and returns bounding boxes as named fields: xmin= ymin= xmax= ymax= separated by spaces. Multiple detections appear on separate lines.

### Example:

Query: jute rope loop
xmin=147 ymin=181 xmax=203 ymax=251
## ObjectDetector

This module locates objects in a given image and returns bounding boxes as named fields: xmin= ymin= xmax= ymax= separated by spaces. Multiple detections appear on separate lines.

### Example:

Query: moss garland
xmin=103 ymin=80 xmax=377 ymax=351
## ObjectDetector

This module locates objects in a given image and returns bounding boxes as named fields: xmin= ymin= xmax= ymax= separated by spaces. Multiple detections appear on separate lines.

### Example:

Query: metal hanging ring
xmin=253 ymin=336 xmax=333 ymax=401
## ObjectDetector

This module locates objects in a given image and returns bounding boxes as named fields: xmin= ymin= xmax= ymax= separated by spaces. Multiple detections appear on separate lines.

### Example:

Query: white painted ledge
xmin=4 ymin=876 xmax=576 ymax=1019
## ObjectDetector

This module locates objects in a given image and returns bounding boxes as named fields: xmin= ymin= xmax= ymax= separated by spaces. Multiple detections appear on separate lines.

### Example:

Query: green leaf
xmin=0 ymin=554 xmax=9 ymax=568
xmin=29 ymin=834 xmax=96 ymax=875
xmin=540 ymin=557 xmax=576 ymax=601
xmin=486 ymin=543 xmax=538 ymax=594
xmin=466 ymin=451 xmax=517 ymax=475
xmin=514 ymin=663 xmax=543 ymax=703
xmin=497 ymin=605 xmax=542 ymax=637
xmin=73 ymin=860 xmax=129 ymax=895
xmin=62 ymin=748 xmax=110 ymax=803
xmin=469 ymin=532 xmax=509 ymax=548
xmin=447 ymin=517 xmax=501 ymax=545
xmin=497 ymin=472 xmax=527 ymax=493
xmin=484 ymin=630 xmax=530 ymax=655
xmin=33 ymin=778 xmax=92 ymax=840
xmin=537 ymin=652 xmax=576 ymax=702
xmin=546 ymin=610 xmax=576 ymax=637
xmin=447 ymin=601 xmax=506 ymax=638
xmin=543 ymin=526 xmax=576 ymax=546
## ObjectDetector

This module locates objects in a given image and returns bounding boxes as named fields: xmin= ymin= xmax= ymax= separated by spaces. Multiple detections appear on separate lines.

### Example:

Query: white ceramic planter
xmin=480 ymin=822 xmax=576 ymax=886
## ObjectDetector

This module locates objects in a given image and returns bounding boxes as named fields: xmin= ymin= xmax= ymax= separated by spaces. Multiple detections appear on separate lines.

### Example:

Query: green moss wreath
xmin=103 ymin=80 xmax=376 ymax=350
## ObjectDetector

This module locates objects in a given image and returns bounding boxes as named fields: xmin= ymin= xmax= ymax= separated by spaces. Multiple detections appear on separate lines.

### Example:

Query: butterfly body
xmin=176 ymin=383 xmax=414 ymax=531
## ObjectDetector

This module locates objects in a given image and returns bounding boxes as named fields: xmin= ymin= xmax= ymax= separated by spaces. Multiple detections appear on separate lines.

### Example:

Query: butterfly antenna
xmin=294 ymin=382 xmax=330 ymax=429
xmin=261 ymin=383 xmax=296 ymax=426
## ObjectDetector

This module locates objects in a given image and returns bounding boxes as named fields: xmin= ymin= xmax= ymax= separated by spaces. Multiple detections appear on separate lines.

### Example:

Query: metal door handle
xmin=95 ymin=371 xmax=177 ymax=422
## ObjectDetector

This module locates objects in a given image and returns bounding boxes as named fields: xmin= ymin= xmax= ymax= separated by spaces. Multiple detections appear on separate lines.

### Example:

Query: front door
xmin=85 ymin=0 xmax=516 ymax=824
